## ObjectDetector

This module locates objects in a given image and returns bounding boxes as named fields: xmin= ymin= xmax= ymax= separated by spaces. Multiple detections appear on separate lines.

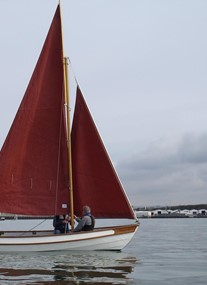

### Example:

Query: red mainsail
xmin=0 ymin=6 xmax=69 ymax=215
xmin=71 ymin=87 xmax=135 ymax=219
xmin=0 ymin=6 xmax=135 ymax=220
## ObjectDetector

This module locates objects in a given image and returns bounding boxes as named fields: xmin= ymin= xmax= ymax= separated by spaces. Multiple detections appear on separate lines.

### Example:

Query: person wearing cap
xmin=74 ymin=205 xmax=95 ymax=232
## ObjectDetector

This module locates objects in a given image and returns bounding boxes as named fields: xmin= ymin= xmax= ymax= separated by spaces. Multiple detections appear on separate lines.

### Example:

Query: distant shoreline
xmin=135 ymin=203 xmax=207 ymax=211
xmin=135 ymin=205 xmax=207 ymax=219
xmin=139 ymin=214 xmax=207 ymax=219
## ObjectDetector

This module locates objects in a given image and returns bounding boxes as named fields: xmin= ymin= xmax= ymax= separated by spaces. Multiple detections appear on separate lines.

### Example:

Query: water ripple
xmin=0 ymin=251 xmax=138 ymax=284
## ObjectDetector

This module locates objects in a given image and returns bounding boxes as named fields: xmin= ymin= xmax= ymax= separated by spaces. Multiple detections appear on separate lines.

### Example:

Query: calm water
xmin=0 ymin=218 xmax=207 ymax=284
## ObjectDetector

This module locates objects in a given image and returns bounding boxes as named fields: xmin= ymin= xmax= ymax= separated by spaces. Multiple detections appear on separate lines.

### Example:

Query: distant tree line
xmin=134 ymin=204 xmax=207 ymax=211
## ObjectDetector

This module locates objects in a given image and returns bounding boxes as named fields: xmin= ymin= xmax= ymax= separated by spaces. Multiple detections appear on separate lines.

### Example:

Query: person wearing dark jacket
xmin=74 ymin=205 xmax=95 ymax=232
xmin=53 ymin=215 xmax=70 ymax=234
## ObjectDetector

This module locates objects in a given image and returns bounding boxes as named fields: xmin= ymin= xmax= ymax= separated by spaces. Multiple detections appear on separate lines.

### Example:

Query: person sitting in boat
xmin=53 ymin=215 xmax=70 ymax=234
xmin=74 ymin=205 xmax=95 ymax=232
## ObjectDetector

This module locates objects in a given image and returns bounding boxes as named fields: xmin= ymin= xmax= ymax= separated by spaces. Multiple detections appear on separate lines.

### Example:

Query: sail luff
xmin=64 ymin=57 xmax=74 ymax=229
xmin=59 ymin=3 xmax=74 ymax=228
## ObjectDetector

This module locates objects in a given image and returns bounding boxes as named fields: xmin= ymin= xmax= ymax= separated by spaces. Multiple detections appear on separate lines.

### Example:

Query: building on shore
xmin=135 ymin=208 xmax=207 ymax=218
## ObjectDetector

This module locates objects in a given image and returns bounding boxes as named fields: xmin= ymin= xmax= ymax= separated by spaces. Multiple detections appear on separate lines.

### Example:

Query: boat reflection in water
xmin=0 ymin=251 xmax=138 ymax=284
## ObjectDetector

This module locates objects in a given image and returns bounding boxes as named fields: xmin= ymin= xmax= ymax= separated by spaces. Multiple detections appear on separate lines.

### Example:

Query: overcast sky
xmin=0 ymin=0 xmax=207 ymax=207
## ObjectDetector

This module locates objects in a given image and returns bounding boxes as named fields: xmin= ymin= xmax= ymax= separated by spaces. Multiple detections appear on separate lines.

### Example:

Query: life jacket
xmin=82 ymin=215 xmax=95 ymax=231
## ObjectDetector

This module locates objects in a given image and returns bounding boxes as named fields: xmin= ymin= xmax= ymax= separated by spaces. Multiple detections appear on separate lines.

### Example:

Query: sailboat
xmin=0 ymin=4 xmax=139 ymax=252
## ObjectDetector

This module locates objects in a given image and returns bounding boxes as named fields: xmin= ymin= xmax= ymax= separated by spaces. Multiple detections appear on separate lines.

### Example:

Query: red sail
xmin=71 ymin=87 xmax=135 ymax=219
xmin=0 ymin=6 xmax=69 ymax=215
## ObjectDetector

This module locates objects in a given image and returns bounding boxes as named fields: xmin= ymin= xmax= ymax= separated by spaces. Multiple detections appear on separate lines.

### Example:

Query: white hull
xmin=0 ymin=224 xmax=138 ymax=252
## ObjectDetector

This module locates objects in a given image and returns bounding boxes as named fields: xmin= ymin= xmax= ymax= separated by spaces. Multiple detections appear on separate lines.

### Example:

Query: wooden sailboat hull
xmin=0 ymin=224 xmax=138 ymax=252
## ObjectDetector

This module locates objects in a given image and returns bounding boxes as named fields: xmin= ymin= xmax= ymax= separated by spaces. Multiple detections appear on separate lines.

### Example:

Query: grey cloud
xmin=178 ymin=133 xmax=207 ymax=164
xmin=117 ymin=133 xmax=207 ymax=206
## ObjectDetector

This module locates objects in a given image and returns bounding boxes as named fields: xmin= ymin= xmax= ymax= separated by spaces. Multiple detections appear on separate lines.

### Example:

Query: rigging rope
xmin=68 ymin=57 xmax=79 ymax=87
xmin=19 ymin=219 xmax=49 ymax=236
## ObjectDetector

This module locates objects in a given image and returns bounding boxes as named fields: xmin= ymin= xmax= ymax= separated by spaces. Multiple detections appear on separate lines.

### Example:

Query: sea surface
xmin=0 ymin=218 xmax=207 ymax=284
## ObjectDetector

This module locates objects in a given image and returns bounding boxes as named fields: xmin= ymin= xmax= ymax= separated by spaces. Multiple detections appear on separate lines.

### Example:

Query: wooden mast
xmin=59 ymin=1 xmax=75 ymax=229
xmin=64 ymin=57 xmax=74 ymax=230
